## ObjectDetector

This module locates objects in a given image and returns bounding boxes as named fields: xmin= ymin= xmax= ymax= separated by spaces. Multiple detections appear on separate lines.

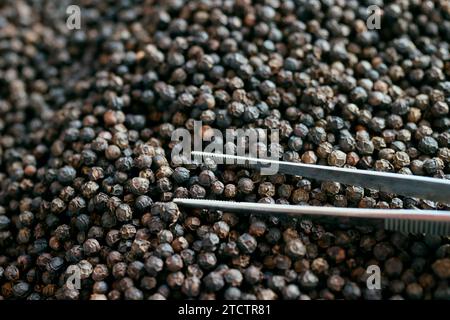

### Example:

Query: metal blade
xmin=174 ymin=199 xmax=450 ymax=235
xmin=173 ymin=198 xmax=450 ymax=222
xmin=384 ymin=219 xmax=450 ymax=236
xmin=192 ymin=151 xmax=450 ymax=204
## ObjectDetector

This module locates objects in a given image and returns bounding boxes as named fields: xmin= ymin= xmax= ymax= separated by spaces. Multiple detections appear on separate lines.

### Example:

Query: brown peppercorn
xmin=237 ymin=178 xmax=254 ymax=194
xmin=224 ymin=184 xmax=237 ymax=198
xmin=83 ymin=238 xmax=101 ymax=255
xmin=328 ymin=150 xmax=347 ymax=167
xmin=291 ymin=188 xmax=309 ymax=203
xmin=105 ymin=145 xmax=121 ymax=160
xmin=327 ymin=246 xmax=346 ymax=264
xmin=432 ymin=259 xmax=450 ymax=279
xmin=301 ymin=151 xmax=318 ymax=164
xmin=249 ymin=220 xmax=266 ymax=237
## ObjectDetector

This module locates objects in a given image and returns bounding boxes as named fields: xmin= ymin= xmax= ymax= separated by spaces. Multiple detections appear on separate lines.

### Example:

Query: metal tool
xmin=191 ymin=151 xmax=450 ymax=203
xmin=173 ymin=198 xmax=450 ymax=235
xmin=173 ymin=152 xmax=450 ymax=235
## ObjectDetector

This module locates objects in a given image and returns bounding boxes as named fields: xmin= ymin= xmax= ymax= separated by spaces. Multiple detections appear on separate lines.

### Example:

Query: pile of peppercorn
xmin=0 ymin=0 xmax=450 ymax=300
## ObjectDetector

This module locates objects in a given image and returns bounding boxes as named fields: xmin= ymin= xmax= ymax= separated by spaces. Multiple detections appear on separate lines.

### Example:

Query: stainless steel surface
xmin=173 ymin=198 xmax=450 ymax=221
xmin=384 ymin=219 xmax=450 ymax=235
xmin=174 ymin=198 xmax=450 ymax=235
xmin=192 ymin=151 xmax=450 ymax=203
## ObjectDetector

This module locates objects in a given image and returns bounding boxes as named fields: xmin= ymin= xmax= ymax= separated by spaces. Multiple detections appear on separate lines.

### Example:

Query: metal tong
xmin=174 ymin=152 xmax=450 ymax=235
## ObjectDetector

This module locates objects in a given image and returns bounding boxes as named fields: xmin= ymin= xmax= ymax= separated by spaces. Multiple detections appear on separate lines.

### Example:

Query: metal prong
xmin=173 ymin=198 xmax=450 ymax=222
xmin=384 ymin=219 xmax=450 ymax=236
xmin=191 ymin=151 xmax=450 ymax=204
xmin=174 ymin=199 xmax=450 ymax=235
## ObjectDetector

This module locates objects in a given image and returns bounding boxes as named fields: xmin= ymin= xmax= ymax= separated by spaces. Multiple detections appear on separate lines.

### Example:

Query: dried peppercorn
xmin=328 ymin=150 xmax=347 ymax=167
xmin=237 ymin=233 xmax=257 ymax=254
xmin=115 ymin=203 xmax=133 ymax=222
xmin=145 ymin=256 xmax=164 ymax=276
xmin=237 ymin=178 xmax=254 ymax=194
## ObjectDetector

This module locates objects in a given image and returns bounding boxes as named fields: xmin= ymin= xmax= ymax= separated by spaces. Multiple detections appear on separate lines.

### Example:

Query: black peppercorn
xmin=172 ymin=167 xmax=190 ymax=184
xmin=128 ymin=177 xmax=149 ymax=195
xmin=115 ymin=203 xmax=133 ymax=222
xmin=203 ymin=271 xmax=224 ymax=292
xmin=57 ymin=166 xmax=77 ymax=184
xmin=145 ymin=256 xmax=164 ymax=276
xmin=298 ymin=270 xmax=319 ymax=290
xmin=237 ymin=233 xmax=257 ymax=254
xmin=418 ymin=136 xmax=439 ymax=155
xmin=4 ymin=265 xmax=20 ymax=281
xmin=198 ymin=252 xmax=217 ymax=270
xmin=12 ymin=282 xmax=30 ymax=298
xmin=189 ymin=184 xmax=206 ymax=199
